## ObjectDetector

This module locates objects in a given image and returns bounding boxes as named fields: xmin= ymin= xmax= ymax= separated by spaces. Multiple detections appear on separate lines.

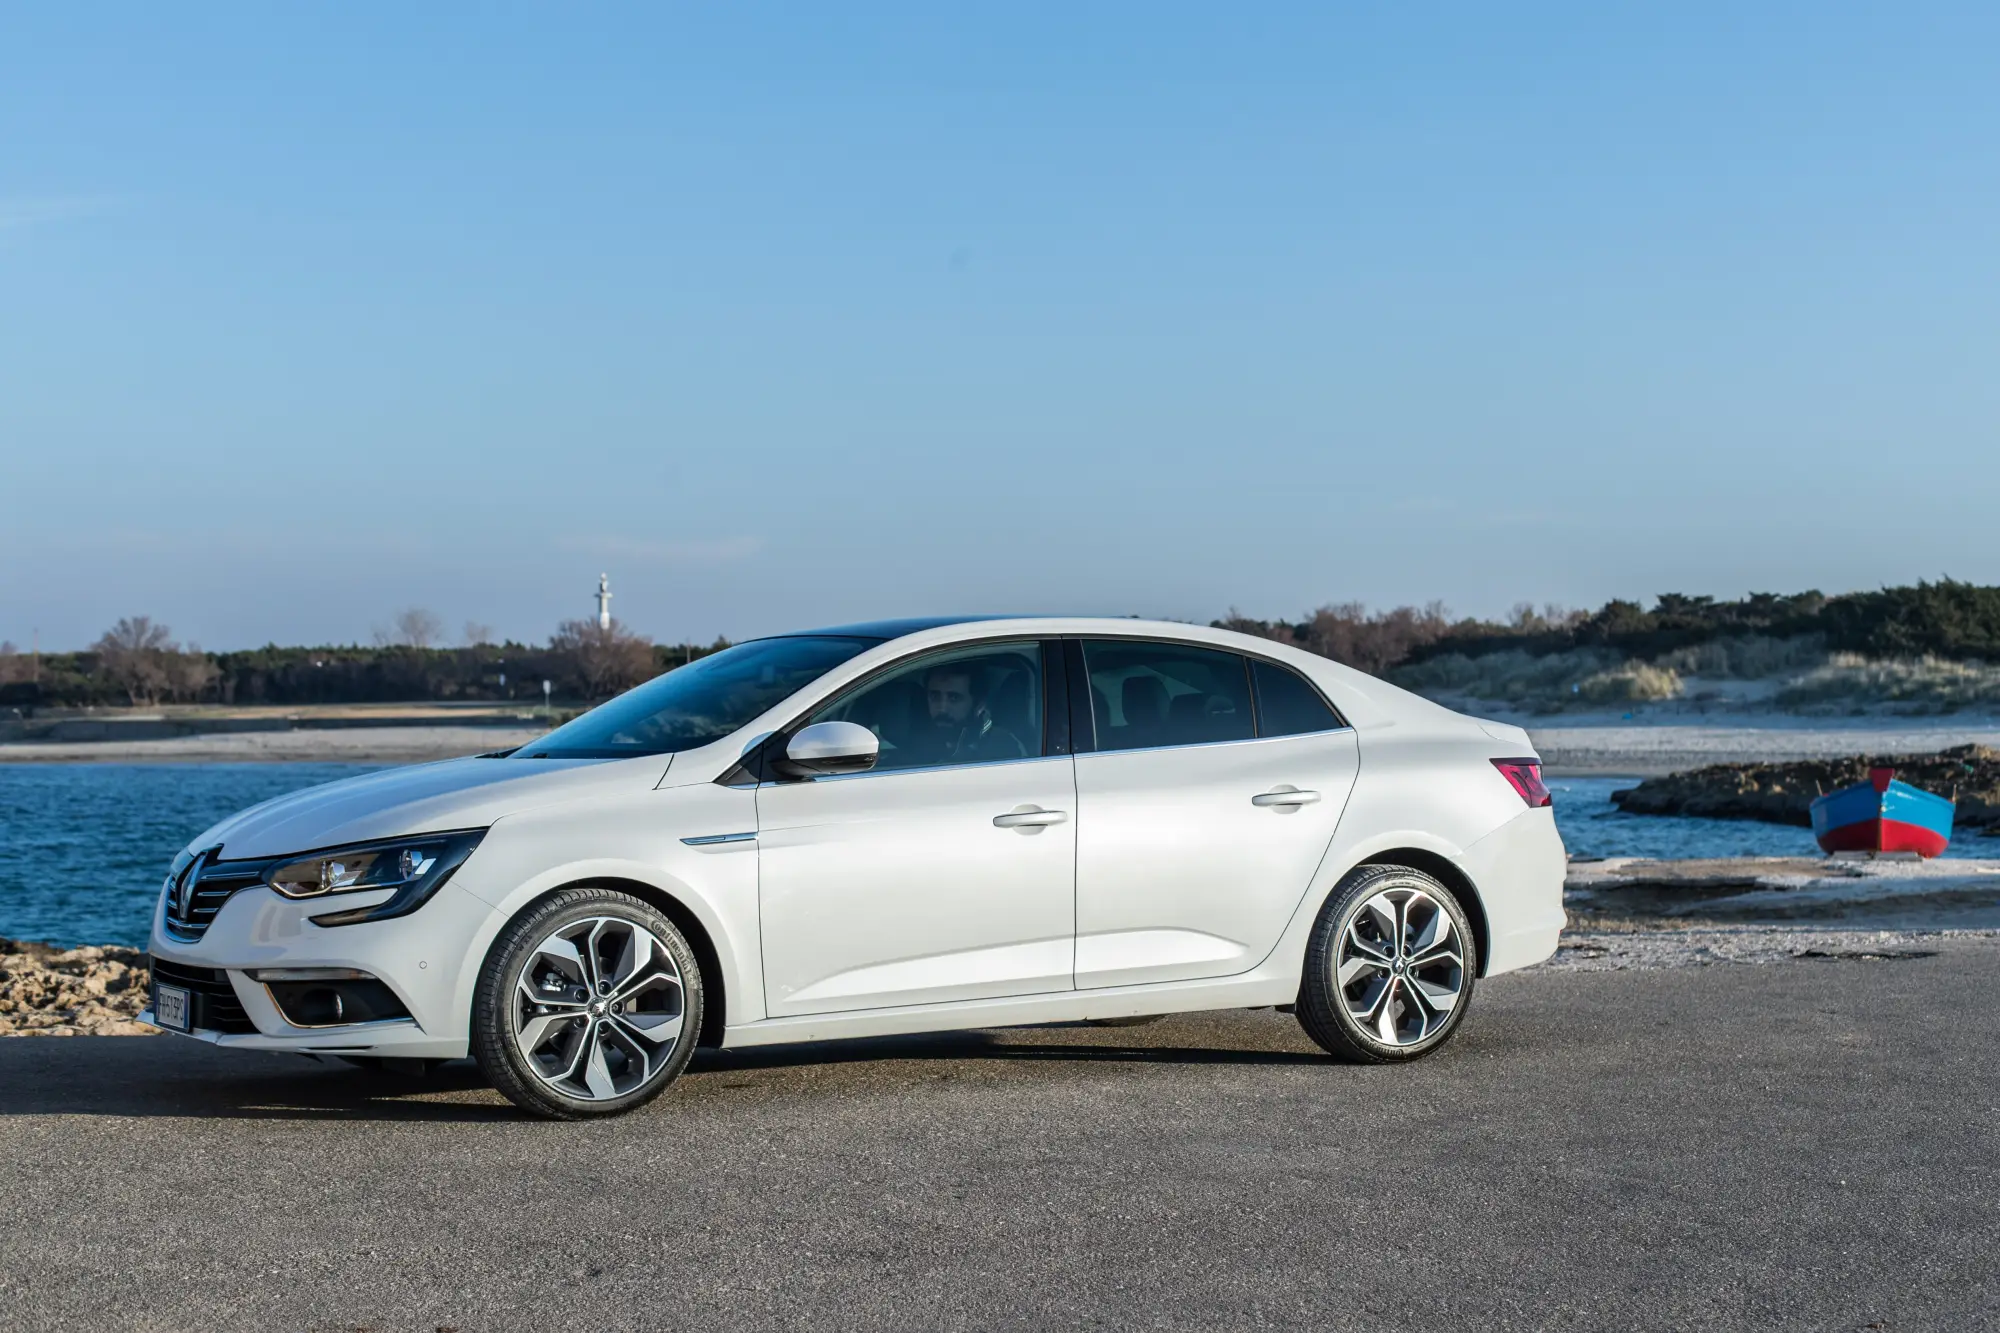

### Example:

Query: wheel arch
xmin=500 ymin=876 xmax=731 ymax=1048
xmin=1355 ymin=848 xmax=1492 ymax=978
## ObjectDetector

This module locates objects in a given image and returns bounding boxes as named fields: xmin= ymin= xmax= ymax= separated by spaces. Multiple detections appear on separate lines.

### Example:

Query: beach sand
xmin=8 ymin=713 xmax=2000 ymax=770
xmin=0 ymin=725 xmax=549 ymax=765
xmin=1523 ymin=718 xmax=2000 ymax=775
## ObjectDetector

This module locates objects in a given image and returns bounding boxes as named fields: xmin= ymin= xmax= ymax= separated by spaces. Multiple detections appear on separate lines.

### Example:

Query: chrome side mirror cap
xmin=782 ymin=720 xmax=880 ymax=777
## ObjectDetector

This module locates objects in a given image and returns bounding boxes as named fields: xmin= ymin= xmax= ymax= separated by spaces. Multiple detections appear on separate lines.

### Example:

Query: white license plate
xmin=154 ymin=983 xmax=192 ymax=1033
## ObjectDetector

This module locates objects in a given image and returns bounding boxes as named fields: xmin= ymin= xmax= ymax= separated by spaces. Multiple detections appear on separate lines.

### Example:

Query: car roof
xmin=775 ymin=615 xmax=1030 ymax=641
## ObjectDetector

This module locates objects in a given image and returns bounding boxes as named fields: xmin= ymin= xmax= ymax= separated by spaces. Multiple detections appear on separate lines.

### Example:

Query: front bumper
xmin=143 ymin=875 xmax=501 ymax=1060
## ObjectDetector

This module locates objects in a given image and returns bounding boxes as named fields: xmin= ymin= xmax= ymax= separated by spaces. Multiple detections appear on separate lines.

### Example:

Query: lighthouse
xmin=596 ymin=573 xmax=613 ymax=630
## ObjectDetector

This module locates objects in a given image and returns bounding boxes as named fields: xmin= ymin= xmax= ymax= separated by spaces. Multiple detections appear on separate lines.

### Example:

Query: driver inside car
xmin=917 ymin=662 xmax=1025 ymax=765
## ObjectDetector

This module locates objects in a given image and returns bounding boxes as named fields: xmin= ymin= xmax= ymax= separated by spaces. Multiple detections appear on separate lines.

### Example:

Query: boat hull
xmin=1809 ymin=774 xmax=1954 ymax=857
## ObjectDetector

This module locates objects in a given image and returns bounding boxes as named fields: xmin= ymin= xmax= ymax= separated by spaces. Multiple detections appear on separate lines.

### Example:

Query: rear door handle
xmin=993 ymin=807 xmax=1069 ymax=828
xmin=1252 ymin=787 xmax=1321 ymax=808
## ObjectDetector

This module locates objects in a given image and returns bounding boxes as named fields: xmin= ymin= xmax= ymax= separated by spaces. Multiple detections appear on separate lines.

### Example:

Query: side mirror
xmin=781 ymin=720 xmax=880 ymax=777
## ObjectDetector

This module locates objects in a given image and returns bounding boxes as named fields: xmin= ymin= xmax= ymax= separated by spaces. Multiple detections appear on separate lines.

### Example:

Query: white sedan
xmin=143 ymin=617 xmax=1567 ymax=1119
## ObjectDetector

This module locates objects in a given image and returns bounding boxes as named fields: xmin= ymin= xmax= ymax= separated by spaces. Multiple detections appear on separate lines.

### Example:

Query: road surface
xmin=2 ymin=942 xmax=1995 ymax=1331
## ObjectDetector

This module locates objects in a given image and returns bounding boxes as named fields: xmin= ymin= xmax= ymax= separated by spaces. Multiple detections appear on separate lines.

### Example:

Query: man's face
xmin=925 ymin=669 xmax=975 ymax=728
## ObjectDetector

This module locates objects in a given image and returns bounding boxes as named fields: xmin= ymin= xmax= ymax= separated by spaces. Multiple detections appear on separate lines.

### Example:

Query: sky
xmin=3 ymin=3 xmax=1998 ymax=650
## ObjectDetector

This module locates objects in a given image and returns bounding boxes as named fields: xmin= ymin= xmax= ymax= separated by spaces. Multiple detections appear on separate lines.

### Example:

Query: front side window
xmin=1081 ymin=640 xmax=1254 ymax=752
xmin=810 ymin=641 xmax=1044 ymax=773
xmin=519 ymin=636 xmax=877 ymax=758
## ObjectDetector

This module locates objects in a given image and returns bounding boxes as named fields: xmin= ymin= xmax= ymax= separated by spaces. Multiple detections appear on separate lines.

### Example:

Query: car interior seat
xmin=1120 ymin=674 xmax=1169 ymax=745
xmin=984 ymin=662 xmax=1036 ymax=747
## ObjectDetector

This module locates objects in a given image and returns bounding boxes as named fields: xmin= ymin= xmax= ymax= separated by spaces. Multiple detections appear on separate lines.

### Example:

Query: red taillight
xmin=1491 ymin=758 xmax=1552 ymax=807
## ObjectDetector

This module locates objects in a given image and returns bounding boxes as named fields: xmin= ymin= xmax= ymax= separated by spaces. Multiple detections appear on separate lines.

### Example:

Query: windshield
xmin=515 ymin=636 xmax=878 ymax=759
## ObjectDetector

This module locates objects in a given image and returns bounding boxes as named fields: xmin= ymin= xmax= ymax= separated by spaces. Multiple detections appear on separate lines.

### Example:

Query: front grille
xmin=163 ymin=849 xmax=263 ymax=942
xmin=149 ymin=956 xmax=257 ymax=1033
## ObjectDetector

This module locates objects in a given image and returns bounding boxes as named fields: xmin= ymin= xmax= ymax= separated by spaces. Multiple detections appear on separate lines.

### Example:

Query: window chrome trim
xmin=1073 ymin=726 xmax=1354 ymax=761
xmin=757 ymin=751 xmax=1074 ymax=787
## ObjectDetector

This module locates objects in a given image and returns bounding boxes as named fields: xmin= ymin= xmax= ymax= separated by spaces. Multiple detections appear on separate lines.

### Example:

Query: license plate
xmin=154 ymin=983 xmax=192 ymax=1033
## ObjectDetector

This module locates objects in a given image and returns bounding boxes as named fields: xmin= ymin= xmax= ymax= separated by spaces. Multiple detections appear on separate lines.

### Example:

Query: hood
xmin=189 ymin=754 xmax=671 ymax=861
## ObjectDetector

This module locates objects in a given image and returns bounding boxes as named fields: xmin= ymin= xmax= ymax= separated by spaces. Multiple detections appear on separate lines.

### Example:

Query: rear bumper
xmin=1458 ymin=806 xmax=1567 ymax=976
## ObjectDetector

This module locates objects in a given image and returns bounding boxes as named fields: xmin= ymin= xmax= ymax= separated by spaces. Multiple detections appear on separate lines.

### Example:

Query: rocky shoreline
xmin=8 ymin=850 xmax=2000 ymax=1034
xmin=1609 ymin=743 xmax=2000 ymax=831
xmin=0 ymin=938 xmax=155 ymax=1036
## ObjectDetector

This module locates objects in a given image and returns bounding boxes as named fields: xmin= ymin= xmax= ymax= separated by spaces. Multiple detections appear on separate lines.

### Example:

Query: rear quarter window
xmin=1251 ymin=660 xmax=1343 ymax=737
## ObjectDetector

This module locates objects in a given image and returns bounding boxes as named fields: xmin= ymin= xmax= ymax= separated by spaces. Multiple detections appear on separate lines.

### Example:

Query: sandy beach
xmin=0 ymin=725 xmax=549 ymax=765
xmin=1518 ymin=715 xmax=2000 ymax=776
xmin=8 ymin=710 xmax=2000 ymax=772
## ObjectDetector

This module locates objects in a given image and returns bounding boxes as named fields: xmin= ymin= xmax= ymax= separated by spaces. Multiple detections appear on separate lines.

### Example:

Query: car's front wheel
xmin=471 ymin=887 xmax=703 ymax=1119
xmin=1296 ymin=864 xmax=1477 ymax=1062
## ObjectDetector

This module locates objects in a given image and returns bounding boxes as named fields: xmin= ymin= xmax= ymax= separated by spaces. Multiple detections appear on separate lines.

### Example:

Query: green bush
xmin=1386 ymin=648 xmax=1679 ymax=710
xmin=1655 ymin=635 xmax=1827 ymax=679
xmin=1776 ymin=654 xmax=2000 ymax=709
xmin=1574 ymin=662 xmax=1684 ymax=704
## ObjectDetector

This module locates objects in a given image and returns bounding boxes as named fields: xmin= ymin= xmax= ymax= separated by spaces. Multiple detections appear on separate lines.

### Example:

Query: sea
xmin=0 ymin=764 xmax=1990 ymax=951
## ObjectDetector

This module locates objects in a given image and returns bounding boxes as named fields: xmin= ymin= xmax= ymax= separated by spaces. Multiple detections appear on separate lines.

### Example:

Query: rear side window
xmin=1080 ymin=641 xmax=1254 ymax=752
xmin=1251 ymin=660 xmax=1342 ymax=737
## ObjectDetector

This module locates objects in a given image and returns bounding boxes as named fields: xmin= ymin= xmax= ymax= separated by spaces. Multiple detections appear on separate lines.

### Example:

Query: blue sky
xmin=3 ymin=3 xmax=1997 ymax=650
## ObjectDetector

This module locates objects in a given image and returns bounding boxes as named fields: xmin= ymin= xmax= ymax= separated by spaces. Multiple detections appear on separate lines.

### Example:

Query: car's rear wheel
xmin=471 ymin=887 xmax=703 ymax=1119
xmin=1296 ymin=864 xmax=1476 ymax=1062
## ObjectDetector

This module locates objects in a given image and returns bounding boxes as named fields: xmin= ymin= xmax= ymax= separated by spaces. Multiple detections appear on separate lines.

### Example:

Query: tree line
xmin=7 ymin=580 xmax=2000 ymax=711
xmin=1216 ymin=580 xmax=2000 ymax=674
xmin=0 ymin=613 xmax=726 ymax=711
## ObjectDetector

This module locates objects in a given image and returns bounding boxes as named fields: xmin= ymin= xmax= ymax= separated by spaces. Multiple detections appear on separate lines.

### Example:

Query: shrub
xmin=1217 ymin=602 xmax=1454 ymax=676
xmin=1776 ymin=654 xmax=2000 ymax=709
xmin=1389 ymin=647 xmax=1655 ymax=709
xmin=1655 ymin=634 xmax=1827 ymax=679
xmin=1573 ymin=662 xmax=1684 ymax=704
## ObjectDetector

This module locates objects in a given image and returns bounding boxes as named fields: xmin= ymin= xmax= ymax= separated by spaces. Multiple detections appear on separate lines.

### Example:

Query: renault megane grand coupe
xmin=144 ymin=617 xmax=1566 ymax=1119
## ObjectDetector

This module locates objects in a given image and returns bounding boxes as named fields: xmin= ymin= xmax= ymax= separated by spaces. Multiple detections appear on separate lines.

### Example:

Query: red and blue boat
xmin=1809 ymin=766 xmax=1955 ymax=857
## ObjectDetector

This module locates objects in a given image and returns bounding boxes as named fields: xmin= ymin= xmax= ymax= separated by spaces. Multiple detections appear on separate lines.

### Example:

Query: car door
xmin=1070 ymin=639 xmax=1359 ymax=989
xmin=756 ymin=638 xmax=1077 ymax=1017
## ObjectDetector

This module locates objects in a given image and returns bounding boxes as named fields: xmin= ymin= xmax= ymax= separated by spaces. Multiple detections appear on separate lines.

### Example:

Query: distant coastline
xmin=0 ymin=720 xmax=546 ymax=765
xmin=8 ymin=703 xmax=2000 ymax=773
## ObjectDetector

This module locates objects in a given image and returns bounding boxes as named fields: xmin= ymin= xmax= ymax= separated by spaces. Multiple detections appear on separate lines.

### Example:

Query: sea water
xmin=0 ymin=764 xmax=380 ymax=950
xmin=0 ymin=764 xmax=1989 ymax=950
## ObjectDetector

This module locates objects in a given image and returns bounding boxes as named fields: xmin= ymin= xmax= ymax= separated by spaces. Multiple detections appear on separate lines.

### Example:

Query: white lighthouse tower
xmin=596 ymin=573 xmax=613 ymax=630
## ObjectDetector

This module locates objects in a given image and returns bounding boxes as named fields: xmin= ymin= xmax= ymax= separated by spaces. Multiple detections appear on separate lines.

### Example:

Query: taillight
xmin=1491 ymin=758 xmax=1552 ymax=807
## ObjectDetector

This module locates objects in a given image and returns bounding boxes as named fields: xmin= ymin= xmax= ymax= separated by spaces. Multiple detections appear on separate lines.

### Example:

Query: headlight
xmin=265 ymin=830 xmax=485 ymax=928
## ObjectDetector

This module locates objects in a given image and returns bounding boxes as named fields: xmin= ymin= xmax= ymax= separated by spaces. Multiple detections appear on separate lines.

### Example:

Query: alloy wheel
xmin=1335 ymin=886 xmax=1465 ymax=1046
xmin=511 ymin=915 xmax=687 ymax=1102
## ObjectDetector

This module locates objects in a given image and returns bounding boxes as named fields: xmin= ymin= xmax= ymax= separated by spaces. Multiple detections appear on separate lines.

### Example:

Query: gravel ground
xmin=1547 ymin=925 xmax=1998 ymax=969
xmin=2 ymin=940 xmax=1996 ymax=1331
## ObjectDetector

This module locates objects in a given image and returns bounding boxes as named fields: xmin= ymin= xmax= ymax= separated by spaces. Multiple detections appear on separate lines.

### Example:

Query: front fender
xmin=445 ymin=783 xmax=764 ymax=1030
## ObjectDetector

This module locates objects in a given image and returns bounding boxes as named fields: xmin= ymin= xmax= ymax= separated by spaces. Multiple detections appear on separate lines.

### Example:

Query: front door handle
xmin=993 ymin=807 xmax=1069 ymax=829
xmin=1252 ymin=787 xmax=1321 ymax=808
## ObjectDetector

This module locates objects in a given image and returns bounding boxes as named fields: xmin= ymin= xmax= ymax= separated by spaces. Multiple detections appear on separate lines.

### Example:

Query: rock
xmin=1610 ymin=744 xmax=2000 ymax=830
xmin=0 ymin=937 xmax=159 ymax=1037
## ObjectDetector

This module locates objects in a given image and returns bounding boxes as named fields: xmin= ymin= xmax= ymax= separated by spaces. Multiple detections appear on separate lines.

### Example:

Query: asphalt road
xmin=3 ymin=943 xmax=1996 ymax=1333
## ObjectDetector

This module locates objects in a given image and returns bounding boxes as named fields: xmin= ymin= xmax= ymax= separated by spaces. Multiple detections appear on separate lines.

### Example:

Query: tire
xmin=1296 ymin=864 xmax=1478 ymax=1063
xmin=471 ymin=887 xmax=704 ymax=1120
